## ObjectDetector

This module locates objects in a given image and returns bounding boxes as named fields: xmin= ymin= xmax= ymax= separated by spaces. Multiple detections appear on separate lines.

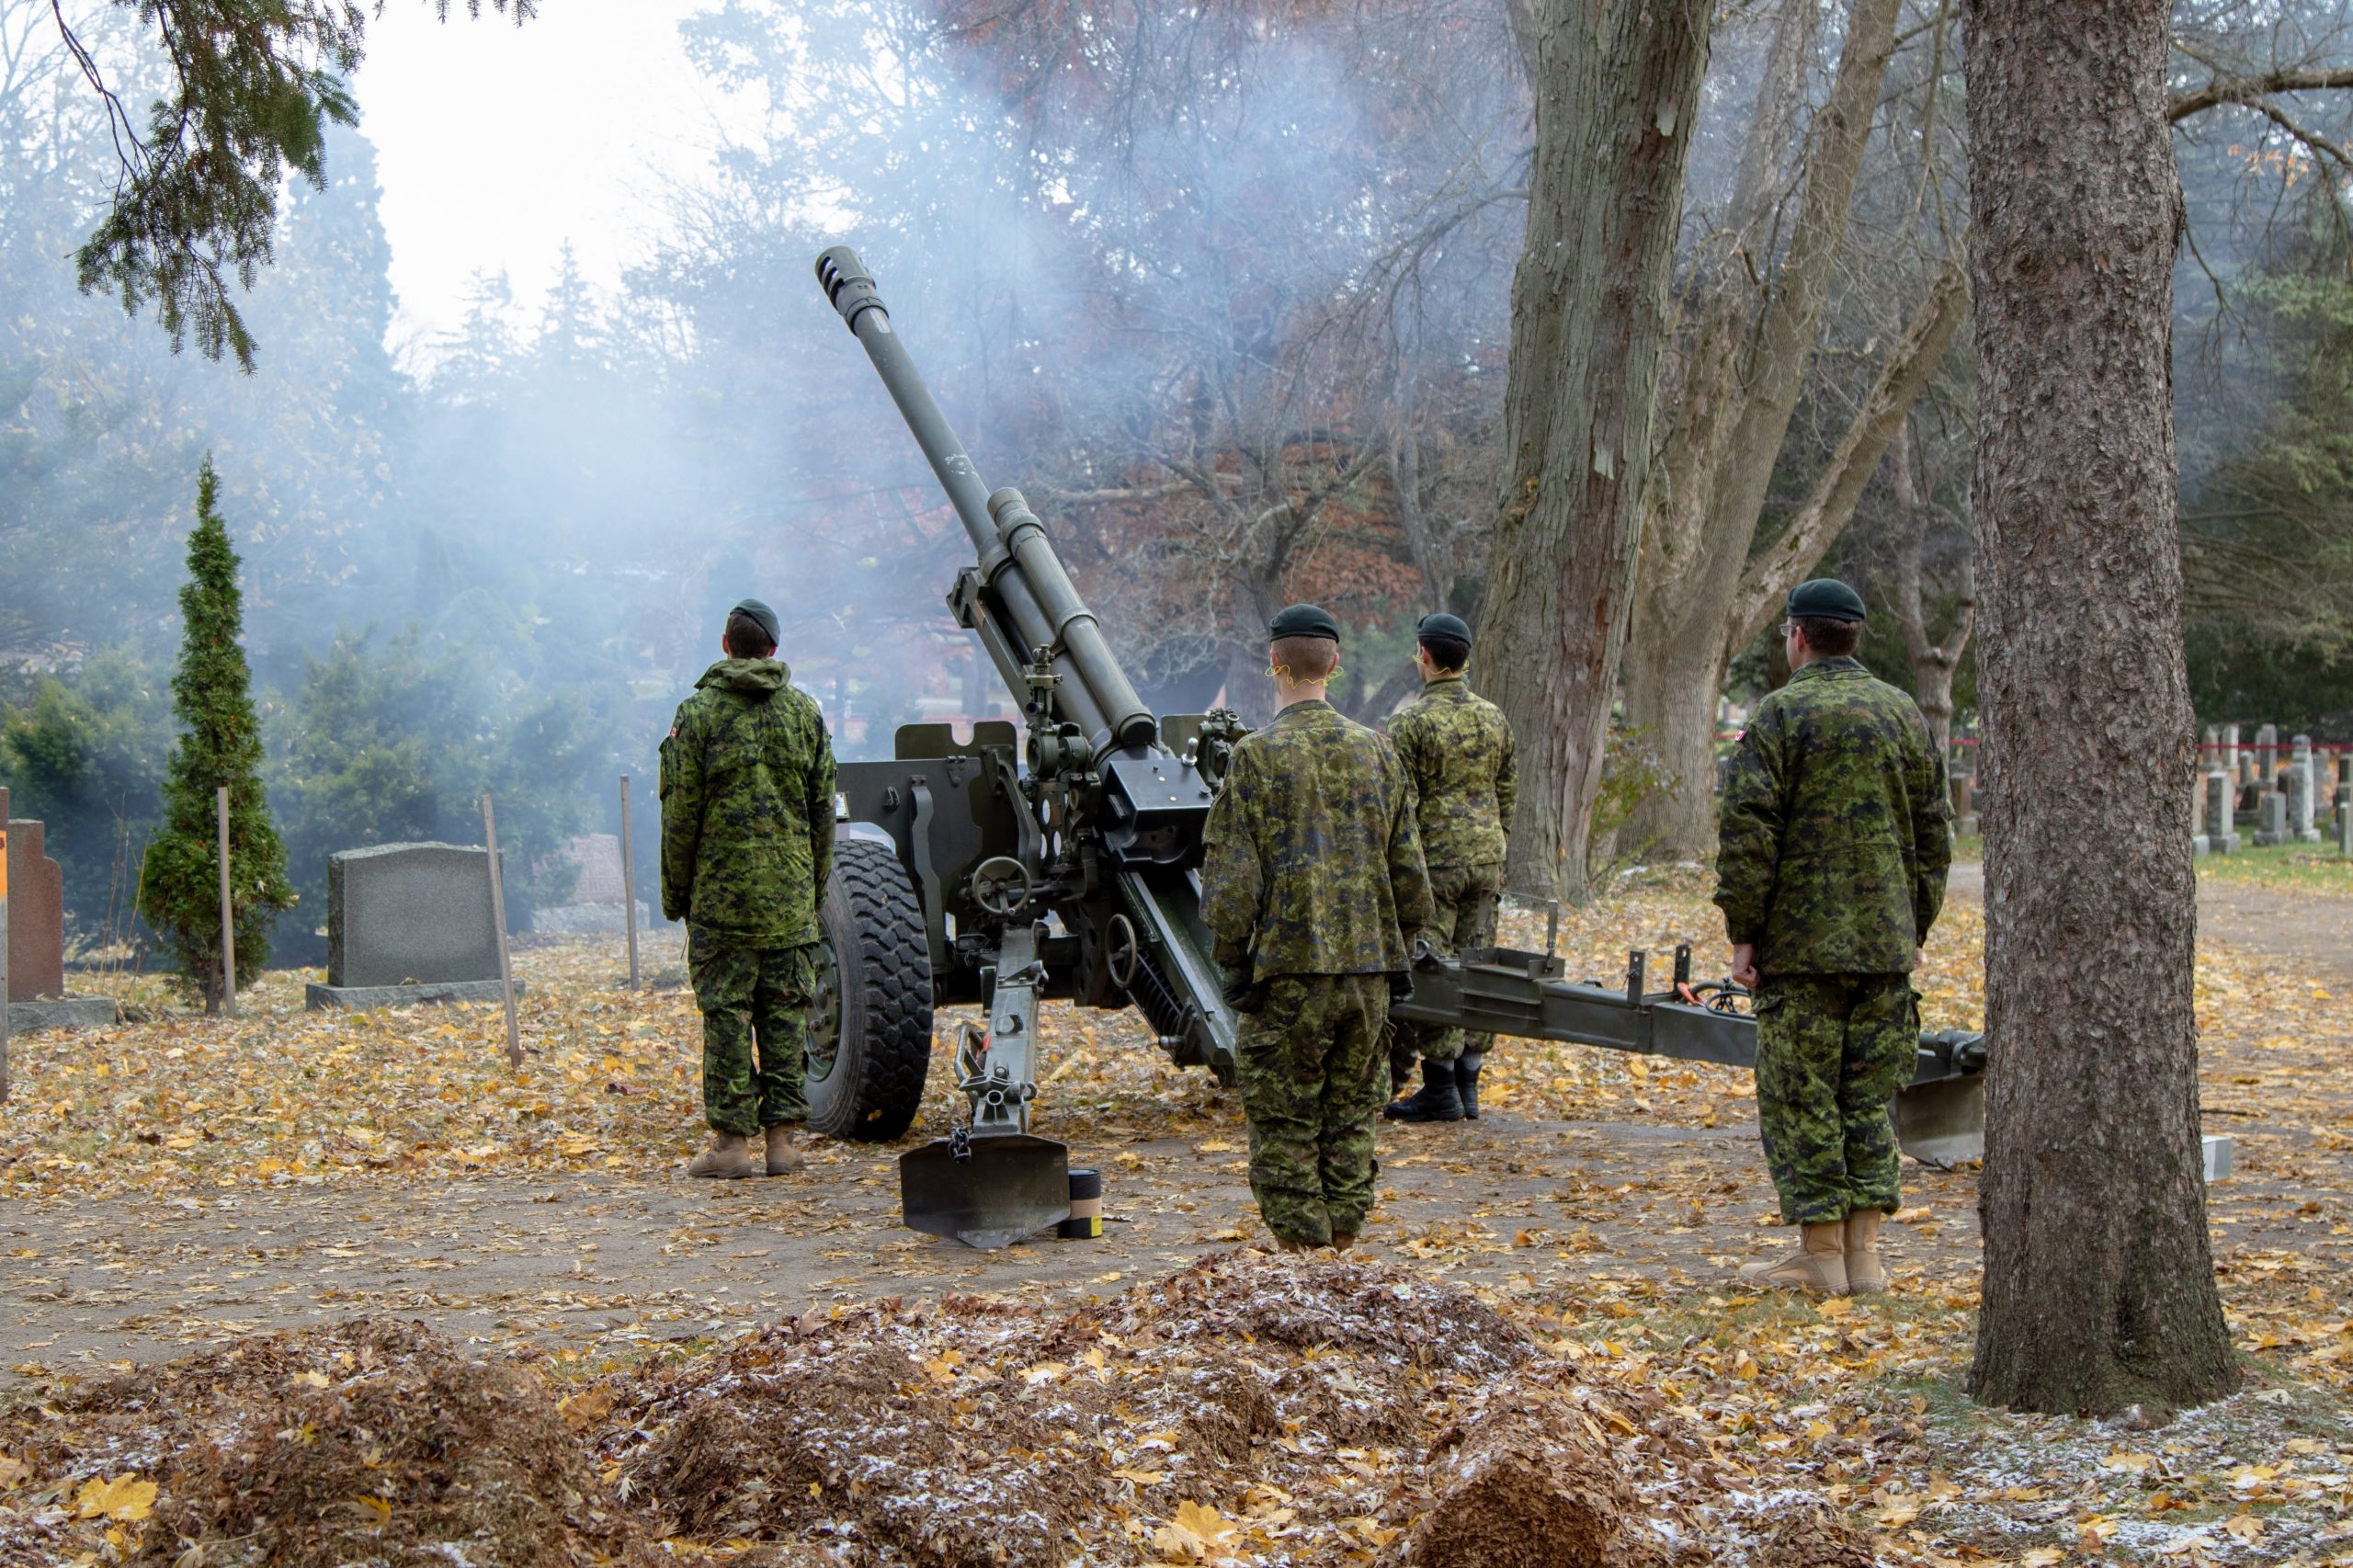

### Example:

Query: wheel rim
xmin=807 ymin=936 xmax=845 ymax=1085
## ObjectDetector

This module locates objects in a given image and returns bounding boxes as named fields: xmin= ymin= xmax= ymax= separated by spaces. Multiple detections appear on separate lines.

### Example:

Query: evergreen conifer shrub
xmin=141 ymin=458 xmax=295 ymax=1010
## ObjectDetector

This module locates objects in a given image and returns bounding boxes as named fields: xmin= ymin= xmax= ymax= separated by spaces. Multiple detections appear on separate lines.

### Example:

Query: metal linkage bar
xmin=1392 ymin=947 xmax=1984 ymax=1088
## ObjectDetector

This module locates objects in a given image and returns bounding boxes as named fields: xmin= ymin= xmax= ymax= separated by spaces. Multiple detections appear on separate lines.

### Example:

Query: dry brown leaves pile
xmin=0 ymin=1316 xmax=652 ymax=1565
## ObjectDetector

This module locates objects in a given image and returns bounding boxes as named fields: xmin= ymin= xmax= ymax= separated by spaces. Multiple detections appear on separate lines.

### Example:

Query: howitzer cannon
xmin=801 ymin=245 xmax=1990 ymax=1248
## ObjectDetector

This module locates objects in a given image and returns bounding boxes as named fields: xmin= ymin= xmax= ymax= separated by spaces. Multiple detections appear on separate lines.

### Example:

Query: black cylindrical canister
xmin=1058 ymin=1167 xmax=1103 ymax=1239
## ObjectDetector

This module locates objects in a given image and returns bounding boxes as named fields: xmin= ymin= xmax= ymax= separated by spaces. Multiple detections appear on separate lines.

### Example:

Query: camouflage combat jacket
xmin=660 ymin=658 xmax=836 ymax=947
xmin=1386 ymin=675 xmax=1518 ymax=871
xmin=1713 ymin=656 xmax=1951 ymax=976
xmin=1201 ymin=699 xmax=1435 ymax=982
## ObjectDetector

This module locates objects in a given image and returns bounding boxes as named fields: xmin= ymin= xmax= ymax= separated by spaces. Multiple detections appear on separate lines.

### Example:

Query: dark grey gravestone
xmin=313 ymin=844 xmax=516 ymax=1014
xmin=2255 ymin=790 xmax=2290 ymax=846
xmin=2338 ymin=787 xmax=2352 ymax=858
xmin=309 ymin=840 xmax=529 ymax=1011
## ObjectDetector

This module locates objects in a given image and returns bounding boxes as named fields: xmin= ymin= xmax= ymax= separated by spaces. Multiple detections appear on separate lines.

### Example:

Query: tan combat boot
xmin=1844 ymin=1208 xmax=1887 ymax=1294
xmin=1330 ymin=1232 xmax=1357 ymax=1252
xmin=1737 ymin=1221 xmax=1850 ymax=1295
xmin=686 ymin=1131 xmax=759 ymax=1180
xmin=764 ymin=1124 xmax=805 ymax=1176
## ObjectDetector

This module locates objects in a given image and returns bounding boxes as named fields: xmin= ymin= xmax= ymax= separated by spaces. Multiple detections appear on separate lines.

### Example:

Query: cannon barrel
xmin=816 ymin=246 xmax=1155 ymax=753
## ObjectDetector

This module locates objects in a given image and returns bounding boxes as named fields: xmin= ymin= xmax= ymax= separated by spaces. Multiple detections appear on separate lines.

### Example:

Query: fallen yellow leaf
xmin=74 ymin=1474 xmax=156 ymax=1522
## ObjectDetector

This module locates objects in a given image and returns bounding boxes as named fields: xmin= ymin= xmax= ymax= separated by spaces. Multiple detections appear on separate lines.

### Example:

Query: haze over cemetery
xmin=2 ymin=1 xmax=2352 ymax=1563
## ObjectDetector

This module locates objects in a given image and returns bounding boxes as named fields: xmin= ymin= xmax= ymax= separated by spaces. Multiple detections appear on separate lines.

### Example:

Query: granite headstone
xmin=2203 ymin=771 xmax=2239 ymax=855
xmin=2256 ymin=790 xmax=2290 ymax=847
xmin=2293 ymin=735 xmax=2324 ymax=841
xmin=321 ymin=842 xmax=508 ymax=995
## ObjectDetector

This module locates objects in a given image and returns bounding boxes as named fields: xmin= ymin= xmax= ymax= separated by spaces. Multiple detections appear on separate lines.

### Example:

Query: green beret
xmin=1416 ymin=612 xmax=1472 ymax=644
xmin=1268 ymin=603 xmax=1340 ymax=642
xmin=1785 ymin=578 xmax=1867 ymax=623
xmin=729 ymin=597 xmax=781 ymax=647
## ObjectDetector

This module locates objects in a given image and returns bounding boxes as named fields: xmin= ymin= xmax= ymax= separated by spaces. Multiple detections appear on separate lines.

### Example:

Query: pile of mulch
xmin=592 ymin=1249 xmax=1872 ymax=1565
xmin=0 ymin=1252 xmax=1876 ymax=1566
xmin=0 ymin=1318 xmax=653 ymax=1566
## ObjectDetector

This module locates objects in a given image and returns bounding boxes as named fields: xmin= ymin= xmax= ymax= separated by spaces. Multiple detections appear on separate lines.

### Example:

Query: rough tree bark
xmin=1479 ymin=0 xmax=1712 ymax=899
xmin=1962 ymin=0 xmax=2237 ymax=1414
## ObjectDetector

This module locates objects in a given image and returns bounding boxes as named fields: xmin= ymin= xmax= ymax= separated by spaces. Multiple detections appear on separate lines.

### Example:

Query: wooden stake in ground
xmin=481 ymin=794 xmax=523 ymax=1070
xmin=1 ymin=786 xmax=12 ymax=1105
xmin=1961 ymin=0 xmax=2235 ymax=1413
xmin=620 ymin=775 xmax=640 ymax=990
xmin=215 ymin=785 xmax=237 ymax=1019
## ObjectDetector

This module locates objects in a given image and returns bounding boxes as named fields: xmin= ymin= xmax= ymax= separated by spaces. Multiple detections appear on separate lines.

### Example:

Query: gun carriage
xmin=799 ymin=246 xmax=1988 ymax=1248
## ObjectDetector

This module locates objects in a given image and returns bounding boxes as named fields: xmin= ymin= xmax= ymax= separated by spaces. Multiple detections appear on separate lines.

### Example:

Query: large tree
xmin=1476 ymin=0 xmax=1713 ymax=897
xmin=1961 ymin=0 xmax=2237 ymax=1413
xmin=1618 ymin=0 xmax=1968 ymax=859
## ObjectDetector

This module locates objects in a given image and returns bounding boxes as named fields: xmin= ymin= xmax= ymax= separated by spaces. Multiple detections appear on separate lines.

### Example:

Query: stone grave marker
xmin=2256 ymin=790 xmax=2290 ymax=846
xmin=529 ymin=832 xmax=657 ymax=936
xmin=2339 ymin=787 xmax=2352 ymax=858
xmin=306 ymin=842 xmax=528 ymax=1010
xmin=6 ymin=816 xmax=63 ymax=1002
xmin=2203 ymin=772 xmax=2239 ymax=854
xmin=0 ymin=797 xmax=120 ymax=1032
xmin=2293 ymin=735 xmax=2324 ymax=841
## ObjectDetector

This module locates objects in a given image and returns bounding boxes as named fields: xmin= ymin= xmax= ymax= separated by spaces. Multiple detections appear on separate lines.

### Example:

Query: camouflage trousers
xmin=1754 ymin=972 xmax=1917 ymax=1226
xmin=688 ymin=927 xmax=818 ymax=1136
xmin=1237 ymin=973 xmax=1390 ymax=1247
xmin=1389 ymin=862 xmax=1503 ymax=1084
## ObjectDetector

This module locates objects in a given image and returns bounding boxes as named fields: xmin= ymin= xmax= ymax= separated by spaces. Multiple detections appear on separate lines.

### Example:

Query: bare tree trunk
xmin=1479 ymin=0 xmax=1711 ymax=900
xmin=1962 ymin=0 xmax=2236 ymax=1415
xmin=1887 ymin=420 xmax=1974 ymax=787
xmin=1626 ymin=254 xmax=1966 ymax=857
xmin=1620 ymin=0 xmax=1908 ymax=858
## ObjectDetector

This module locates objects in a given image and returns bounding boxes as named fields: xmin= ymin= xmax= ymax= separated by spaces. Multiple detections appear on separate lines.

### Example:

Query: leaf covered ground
xmin=0 ymin=872 xmax=2347 ymax=1564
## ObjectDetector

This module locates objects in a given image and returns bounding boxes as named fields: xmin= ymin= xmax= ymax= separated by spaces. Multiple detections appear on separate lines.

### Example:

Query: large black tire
xmin=806 ymin=837 xmax=935 ymax=1142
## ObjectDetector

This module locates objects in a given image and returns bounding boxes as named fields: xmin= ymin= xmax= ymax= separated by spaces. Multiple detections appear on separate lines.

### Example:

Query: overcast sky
xmin=358 ymin=0 xmax=754 ymax=359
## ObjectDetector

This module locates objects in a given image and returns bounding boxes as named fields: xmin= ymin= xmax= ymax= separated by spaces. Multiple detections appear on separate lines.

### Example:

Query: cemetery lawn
xmin=0 ymin=869 xmax=2347 ymax=1563
xmin=2199 ymin=840 xmax=2353 ymax=893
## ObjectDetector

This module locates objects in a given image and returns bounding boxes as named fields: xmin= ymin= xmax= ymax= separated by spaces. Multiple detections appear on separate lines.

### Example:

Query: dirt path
xmin=2 ymin=868 xmax=2340 ymax=1384
xmin=0 ymin=1114 xmax=1999 ymax=1378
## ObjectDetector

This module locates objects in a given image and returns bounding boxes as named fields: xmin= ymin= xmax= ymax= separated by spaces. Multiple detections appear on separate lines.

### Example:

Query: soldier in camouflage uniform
xmin=1714 ymin=579 xmax=1950 ymax=1294
xmin=661 ymin=597 xmax=838 ymax=1180
xmin=1202 ymin=604 xmax=1434 ymax=1251
xmin=1381 ymin=611 xmax=1518 ymax=1123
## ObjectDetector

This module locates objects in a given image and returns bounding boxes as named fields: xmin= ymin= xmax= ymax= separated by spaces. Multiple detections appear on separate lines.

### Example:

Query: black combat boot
xmin=1455 ymin=1051 xmax=1484 ymax=1120
xmin=1383 ymin=1059 xmax=1463 ymax=1122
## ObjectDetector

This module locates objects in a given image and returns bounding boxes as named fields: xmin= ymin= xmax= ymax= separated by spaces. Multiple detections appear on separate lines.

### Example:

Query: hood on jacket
xmin=697 ymin=657 xmax=790 ymax=699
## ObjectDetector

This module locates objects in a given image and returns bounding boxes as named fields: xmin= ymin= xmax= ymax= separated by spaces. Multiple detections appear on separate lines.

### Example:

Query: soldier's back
xmin=665 ymin=659 xmax=833 ymax=946
xmin=1207 ymin=699 xmax=1415 ymax=979
xmin=1388 ymin=678 xmax=1513 ymax=869
xmin=1718 ymin=656 xmax=1948 ymax=976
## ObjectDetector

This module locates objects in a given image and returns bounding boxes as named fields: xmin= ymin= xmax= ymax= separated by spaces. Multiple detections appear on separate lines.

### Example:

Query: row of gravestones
xmin=2 ymin=796 xmax=667 ymax=1027
xmin=2195 ymin=724 xmax=2353 ymax=855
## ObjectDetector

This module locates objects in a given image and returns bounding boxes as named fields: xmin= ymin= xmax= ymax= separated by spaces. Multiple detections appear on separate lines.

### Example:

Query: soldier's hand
xmin=1730 ymin=942 xmax=1759 ymax=992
